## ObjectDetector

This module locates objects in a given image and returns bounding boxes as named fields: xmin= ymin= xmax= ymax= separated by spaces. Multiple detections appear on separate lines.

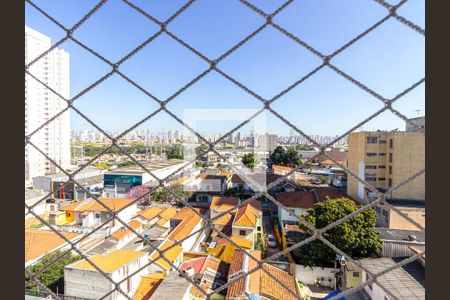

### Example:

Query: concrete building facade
xmin=347 ymin=131 xmax=425 ymax=203
xmin=25 ymin=26 xmax=70 ymax=182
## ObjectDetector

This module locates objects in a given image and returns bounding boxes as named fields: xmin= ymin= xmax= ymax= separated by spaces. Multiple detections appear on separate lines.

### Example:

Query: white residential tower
xmin=25 ymin=26 xmax=71 ymax=182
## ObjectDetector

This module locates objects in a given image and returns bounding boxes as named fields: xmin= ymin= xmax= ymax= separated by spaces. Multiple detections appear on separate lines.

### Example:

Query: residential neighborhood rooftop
xmin=60 ymin=197 xmax=135 ymax=213
xmin=359 ymin=257 xmax=425 ymax=299
xmin=71 ymin=249 xmax=146 ymax=273
xmin=25 ymin=229 xmax=80 ymax=264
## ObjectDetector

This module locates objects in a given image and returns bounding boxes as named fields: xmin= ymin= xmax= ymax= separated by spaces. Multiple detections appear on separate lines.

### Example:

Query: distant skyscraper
xmin=25 ymin=26 xmax=71 ymax=181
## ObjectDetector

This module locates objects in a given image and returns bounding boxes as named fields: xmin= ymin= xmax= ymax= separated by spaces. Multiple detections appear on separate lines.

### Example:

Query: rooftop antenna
xmin=414 ymin=109 xmax=423 ymax=118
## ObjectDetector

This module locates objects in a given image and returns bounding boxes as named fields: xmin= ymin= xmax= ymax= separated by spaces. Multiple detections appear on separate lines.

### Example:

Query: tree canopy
xmin=25 ymin=250 xmax=80 ymax=293
xmin=296 ymin=197 xmax=381 ymax=267
xmin=167 ymin=144 xmax=184 ymax=160
xmin=241 ymin=152 xmax=257 ymax=169
xmin=270 ymin=146 xmax=302 ymax=167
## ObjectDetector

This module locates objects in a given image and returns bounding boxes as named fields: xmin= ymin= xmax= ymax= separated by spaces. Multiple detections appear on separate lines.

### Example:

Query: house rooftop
xmin=275 ymin=191 xmax=315 ymax=209
xmin=138 ymin=207 xmax=163 ymax=221
xmin=71 ymin=250 xmax=146 ymax=273
xmin=359 ymin=257 xmax=425 ymax=299
xmin=149 ymin=272 xmax=191 ymax=300
xmin=149 ymin=240 xmax=183 ymax=271
xmin=133 ymin=273 xmax=165 ymax=300
xmin=272 ymin=165 xmax=294 ymax=172
xmin=377 ymin=228 xmax=425 ymax=243
xmin=233 ymin=200 xmax=261 ymax=227
xmin=25 ymin=229 xmax=80 ymax=264
xmin=210 ymin=196 xmax=240 ymax=211
xmin=60 ymin=198 xmax=135 ymax=213
xmin=110 ymin=219 xmax=142 ymax=240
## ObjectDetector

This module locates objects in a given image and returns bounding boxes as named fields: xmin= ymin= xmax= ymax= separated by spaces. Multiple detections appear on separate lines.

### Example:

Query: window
xmin=366 ymin=152 xmax=377 ymax=157
xmin=378 ymin=178 xmax=386 ymax=181
xmin=382 ymin=210 xmax=389 ymax=217
xmin=389 ymin=166 xmax=392 ymax=174
xmin=365 ymin=177 xmax=376 ymax=182
xmin=95 ymin=213 xmax=101 ymax=219
xmin=379 ymin=153 xmax=386 ymax=156
xmin=257 ymin=226 xmax=261 ymax=231
xmin=389 ymin=153 xmax=393 ymax=163
xmin=388 ymin=178 xmax=392 ymax=187
xmin=353 ymin=272 xmax=360 ymax=277
xmin=378 ymin=165 xmax=386 ymax=169
xmin=379 ymin=140 xmax=386 ymax=144
xmin=365 ymin=165 xmax=377 ymax=169
xmin=67 ymin=213 xmax=71 ymax=217
xmin=239 ymin=230 xmax=246 ymax=236
xmin=366 ymin=136 xmax=378 ymax=144
xmin=389 ymin=139 xmax=393 ymax=148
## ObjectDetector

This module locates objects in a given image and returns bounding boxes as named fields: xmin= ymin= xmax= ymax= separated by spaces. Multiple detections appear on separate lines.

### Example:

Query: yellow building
xmin=347 ymin=131 xmax=425 ymax=203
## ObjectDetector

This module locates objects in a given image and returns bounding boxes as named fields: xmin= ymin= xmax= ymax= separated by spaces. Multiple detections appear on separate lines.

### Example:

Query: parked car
xmin=308 ymin=177 xmax=321 ymax=185
xmin=267 ymin=234 xmax=277 ymax=248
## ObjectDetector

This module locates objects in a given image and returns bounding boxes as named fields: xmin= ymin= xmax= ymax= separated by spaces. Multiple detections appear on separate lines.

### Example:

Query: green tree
xmin=25 ymin=251 xmax=80 ymax=293
xmin=270 ymin=146 xmax=286 ymax=165
xmin=270 ymin=146 xmax=302 ymax=167
xmin=167 ymin=144 xmax=184 ymax=160
xmin=152 ymin=184 xmax=192 ymax=205
xmin=297 ymin=197 xmax=381 ymax=267
xmin=242 ymin=152 xmax=257 ymax=169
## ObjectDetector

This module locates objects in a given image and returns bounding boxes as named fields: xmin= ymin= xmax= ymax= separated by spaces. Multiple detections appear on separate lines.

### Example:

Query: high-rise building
xmin=25 ymin=26 xmax=71 ymax=181
xmin=257 ymin=133 xmax=278 ymax=153
xmin=347 ymin=131 xmax=425 ymax=203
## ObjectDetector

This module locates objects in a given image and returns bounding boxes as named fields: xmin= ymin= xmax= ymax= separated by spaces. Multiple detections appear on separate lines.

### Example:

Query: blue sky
xmin=26 ymin=0 xmax=424 ymax=137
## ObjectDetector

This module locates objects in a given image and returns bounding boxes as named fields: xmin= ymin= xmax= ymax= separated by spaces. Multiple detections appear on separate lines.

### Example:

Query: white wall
xmin=232 ymin=227 xmax=254 ymax=244
xmin=362 ymin=270 xmax=387 ymax=300
xmin=295 ymin=265 xmax=335 ymax=288
xmin=278 ymin=207 xmax=303 ymax=226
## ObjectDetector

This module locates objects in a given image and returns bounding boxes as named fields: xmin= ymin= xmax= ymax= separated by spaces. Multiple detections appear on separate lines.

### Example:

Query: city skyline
xmin=25 ymin=0 xmax=424 ymax=136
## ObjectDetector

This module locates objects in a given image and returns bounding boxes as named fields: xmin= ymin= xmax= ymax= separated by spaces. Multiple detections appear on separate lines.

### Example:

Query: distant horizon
xmin=26 ymin=0 xmax=424 ymax=136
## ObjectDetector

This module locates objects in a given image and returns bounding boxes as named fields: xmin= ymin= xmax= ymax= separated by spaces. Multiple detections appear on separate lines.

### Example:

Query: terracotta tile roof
xmin=156 ymin=207 xmax=178 ymax=226
xmin=72 ymin=250 xmax=145 ymax=273
xmin=183 ymin=252 xmax=209 ymax=262
xmin=110 ymin=219 xmax=142 ymax=240
xmin=168 ymin=208 xmax=202 ymax=242
xmin=25 ymin=229 xmax=80 ymax=264
xmin=210 ymin=196 xmax=240 ymax=211
xmin=233 ymin=201 xmax=261 ymax=227
xmin=220 ymin=172 xmax=233 ymax=179
xmin=180 ymin=257 xmax=208 ymax=274
xmin=133 ymin=273 xmax=165 ymax=300
xmin=312 ymin=188 xmax=348 ymax=202
xmin=138 ymin=207 xmax=163 ymax=221
xmin=190 ymin=255 xmax=231 ymax=297
xmin=226 ymin=250 xmax=298 ymax=300
xmin=230 ymin=236 xmax=252 ymax=249
xmin=226 ymin=250 xmax=261 ymax=299
xmin=60 ymin=198 xmax=135 ymax=213
xmin=226 ymin=251 xmax=245 ymax=298
xmin=272 ymin=165 xmax=294 ymax=172
xmin=149 ymin=240 xmax=183 ymax=271
xmin=260 ymin=264 xmax=298 ymax=300
xmin=247 ymin=251 xmax=262 ymax=295
xmin=275 ymin=191 xmax=315 ymax=209
xmin=318 ymin=159 xmax=336 ymax=165
xmin=213 ymin=213 xmax=234 ymax=226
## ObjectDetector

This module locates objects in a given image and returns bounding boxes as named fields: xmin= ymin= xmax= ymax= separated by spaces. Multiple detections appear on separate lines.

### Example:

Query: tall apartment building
xmin=347 ymin=131 xmax=425 ymax=203
xmin=257 ymin=133 xmax=278 ymax=153
xmin=25 ymin=26 xmax=71 ymax=181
